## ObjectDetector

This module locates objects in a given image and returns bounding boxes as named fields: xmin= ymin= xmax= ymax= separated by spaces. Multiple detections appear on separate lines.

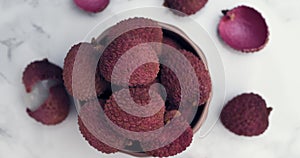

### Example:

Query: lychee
xmin=78 ymin=99 xmax=129 ymax=153
xmin=221 ymin=93 xmax=272 ymax=136
xmin=141 ymin=112 xmax=193 ymax=157
xmin=160 ymin=49 xmax=212 ymax=108
xmin=99 ymin=18 xmax=162 ymax=87
xmin=104 ymin=88 xmax=165 ymax=141
xmin=63 ymin=43 xmax=108 ymax=101
xmin=73 ymin=0 xmax=109 ymax=13
xmin=162 ymin=36 xmax=182 ymax=50
xmin=164 ymin=0 xmax=208 ymax=16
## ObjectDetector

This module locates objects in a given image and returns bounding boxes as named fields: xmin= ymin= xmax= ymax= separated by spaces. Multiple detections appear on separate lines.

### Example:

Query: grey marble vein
xmin=0 ymin=128 xmax=11 ymax=138
xmin=32 ymin=24 xmax=50 ymax=38
xmin=0 ymin=38 xmax=24 ymax=60
xmin=24 ymin=0 xmax=39 ymax=7
xmin=0 ymin=72 xmax=10 ymax=84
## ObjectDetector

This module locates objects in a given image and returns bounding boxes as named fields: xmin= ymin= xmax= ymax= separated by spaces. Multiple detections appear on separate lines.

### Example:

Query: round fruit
xmin=63 ymin=43 xmax=108 ymax=101
xmin=73 ymin=0 xmax=109 ymax=13
xmin=162 ymin=37 xmax=181 ymax=50
xmin=141 ymin=112 xmax=193 ymax=157
xmin=78 ymin=99 xmax=129 ymax=153
xmin=99 ymin=18 xmax=162 ymax=87
xmin=164 ymin=0 xmax=208 ymax=16
xmin=104 ymin=88 xmax=165 ymax=141
xmin=160 ymin=49 xmax=212 ymax=108
xmin=221 ymin=93 xmax=272 ymax=136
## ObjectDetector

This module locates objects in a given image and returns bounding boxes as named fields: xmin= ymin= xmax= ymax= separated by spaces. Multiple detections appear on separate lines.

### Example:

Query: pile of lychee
xmin=62 ymin=17 xmax=212 ymax=157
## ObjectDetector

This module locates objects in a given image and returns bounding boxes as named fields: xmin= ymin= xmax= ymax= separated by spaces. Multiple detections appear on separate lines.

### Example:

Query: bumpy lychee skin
xmin=103 ymin=17 xmax=163 ymax=46
xmin=141 ymin=113 xmax=193 ymax=157
xmin=165 ymin=101 xmax=199 ymax=124
xmin=23 ymin=59 xmax=63 ymax=93
xmin=164 ymin=0 xmax=208 ymax=16
xmin=99 ymin=18 xmax=162 ymax=87
xmin=63 ymin=43 xmax=108 ymax=101
xmin=218 ymin=5 xmax=269 ymax=52
xmin=104 ymin=88 xmax=165 ymax=141
xmin=160 ymin=49 xmax=212 ymax=108
xmin=23 ymin=59 xmax=70 ymax=125
xmin=73 ymin=0 xmax=109 ymax=13
xmin=221 ymin=93 xmax=272 ymax=136
xmin=78 ymin=99 xmax=129 ymax=153
xmin=26 ymin=84 xmax=70 ymax=125
xmin=162 ymin=36 xmax=182 ymax=50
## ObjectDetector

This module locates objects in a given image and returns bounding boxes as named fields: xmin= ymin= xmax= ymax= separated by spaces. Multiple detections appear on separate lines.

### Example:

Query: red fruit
xmin=221 ymin=93 xmax=272 ymax=136
xmin=141 ymin=114 xmax=193 ymax=157
xmin=218 ymin=5 xmax=269 ymax=52
xmin=73 ymin=0 xmax=109 ymax=13
xmin=104 ymin=88 xmax=165 ymax=141
xmin=162 ymin=36 xmax=182 ymax=50
xmin=63 ymin=43 xmax=108 ymax=101
xmin=23 ymin=59 xmax=70 ymax=125
xmin=164 ymin=0 xmax=208 ymax=16
xmin=99 ymin=18 xmax=162 ymax=87
xmin=103 ymin=17 xmax=163 ymax=46
xmin=166 ymin=102 xmax=199 ymax=124
xmin=78 ymin=99 xmax=129 ymax=153
xmin=160 ymin=49 xmax=212 ymax=108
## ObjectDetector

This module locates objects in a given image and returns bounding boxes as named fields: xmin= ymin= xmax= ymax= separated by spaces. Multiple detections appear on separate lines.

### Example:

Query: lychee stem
xmin=222 ymin=10 xmax=229 ymax=15
xmin=91 ymin=38 xmax=97 ymax=45
xmin=125 ymin=139 xmax=133 ymax=147
xmin=165 ymin=111 xmax=182 ymax=124
xmin=267 ymin=107 xmax=273 ymax=115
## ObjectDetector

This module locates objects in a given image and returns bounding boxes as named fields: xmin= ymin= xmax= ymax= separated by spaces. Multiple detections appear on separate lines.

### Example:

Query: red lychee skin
xmin=218 ymin=6 xmax=269 ymax=52
xmin=166 ymin=102 xmax=199 ymax=124
xmin=162 ymin=36 xmax=182 ymax=58
xmin=162 ymin=37 xmax=182 ymax=50
xmin=78 ymin=99 xmax=128 ymax=153
xmin=22 ymin=59 xmax=63 ymax=93
xmin=104 ymin=88 xmax=165 ymax=141
xmin=73 ymin=0 xmax=109 ymax=13
xmin=131 ymin=79 xmax=165 ymax=99
xmin=99 ymin=18 xmax=162 ymax=87
xmin=160 ymin=49 xmax=212 ymax=108
xmin=141 ymin=114 xmax=193 ymax=157
xmin=26 ymin=84 xmax=70 ymax=125
xmin=63 ymin=43 xmax=108 ymax=101
xmin=103 ymin=17 xmax=163 ymax=46
xmin=164 ymin=0 xmax=208 ymax=16
xmin=221 ymin=93 xmax=272 ymax=136
xmin=100 ymin=42 xmax=159 ymax=87
xmin=164 ymin=110 xmax=181 ymax=124
xmin=78 ymin=118 xmax=118 ymax=154
xmin=23 ymin=59 xmax=70 ymax=125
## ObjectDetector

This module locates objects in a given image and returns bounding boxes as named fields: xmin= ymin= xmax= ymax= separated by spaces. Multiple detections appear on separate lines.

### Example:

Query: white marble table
xmin=0 ymin=0 xmax=300 ymax=157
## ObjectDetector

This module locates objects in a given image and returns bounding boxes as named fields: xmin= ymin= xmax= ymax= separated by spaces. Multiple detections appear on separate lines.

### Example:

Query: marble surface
xmin=1 ymin=0 xmax=300 ymax=158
